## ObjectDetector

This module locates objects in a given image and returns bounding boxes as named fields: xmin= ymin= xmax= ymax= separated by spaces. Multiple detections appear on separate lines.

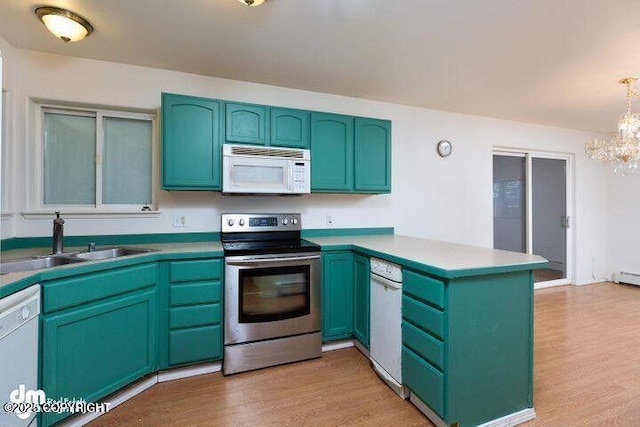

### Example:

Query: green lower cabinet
xmin=321 ymin=251 xmax=354 ymax=341
xmin=41 ymin=288 xmax=157 ymax=427
xmin=352 ymin=253 xmax=370 ymax=347
xmin=169 ymin=325 xmax=222 ymax=365
xmin=159 ymin=258 xmax=224 ymax=369
xmin=401 ymin=269 xmax=534 ymax=427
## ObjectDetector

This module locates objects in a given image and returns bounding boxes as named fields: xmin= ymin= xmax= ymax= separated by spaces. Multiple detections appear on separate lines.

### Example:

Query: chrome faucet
xmin=52 ymin=211 xmax=65 ymax=255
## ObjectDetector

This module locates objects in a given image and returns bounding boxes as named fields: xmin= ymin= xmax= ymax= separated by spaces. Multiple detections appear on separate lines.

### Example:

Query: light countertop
xmin=1 ymin=234 xmax=546 ymax=296
xmin=0 ymin=242 xmax=223 ymax=297
xmin=306 ymin=234 xmax=547 ymax=278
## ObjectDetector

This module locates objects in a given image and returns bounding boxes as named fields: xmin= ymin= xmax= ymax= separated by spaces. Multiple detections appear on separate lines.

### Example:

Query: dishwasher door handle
xmin=371 ymin=274 xmax=402 ymax=290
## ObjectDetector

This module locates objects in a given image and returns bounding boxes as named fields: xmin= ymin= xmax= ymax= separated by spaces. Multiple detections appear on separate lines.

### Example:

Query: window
xmin=36 ymin=105 xmax=155 ymax=212
xmin=1 ymin=90 xmax=9 ymax=214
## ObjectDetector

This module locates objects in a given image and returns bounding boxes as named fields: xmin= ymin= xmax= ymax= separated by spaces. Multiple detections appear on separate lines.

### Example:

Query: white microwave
xmin=222 ymin=144 xmax=311 ymax=194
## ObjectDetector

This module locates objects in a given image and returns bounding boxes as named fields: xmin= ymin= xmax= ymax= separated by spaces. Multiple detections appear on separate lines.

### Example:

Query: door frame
xmin=493 ymin=148 xmax=574 ymax=289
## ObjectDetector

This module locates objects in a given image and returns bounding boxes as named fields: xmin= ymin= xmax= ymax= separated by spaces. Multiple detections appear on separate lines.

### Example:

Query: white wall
xmin=608 ymin=173 xmax=640 ymax=279
xmin=0 ymin=36 xmax=18 ymax=239
xmin=0 ymin=38 xmax=610 ymax=284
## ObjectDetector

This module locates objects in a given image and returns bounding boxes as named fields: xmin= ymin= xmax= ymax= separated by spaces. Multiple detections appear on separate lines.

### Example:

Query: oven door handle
xmin=226 ymin=255 xmax=321 ymax=265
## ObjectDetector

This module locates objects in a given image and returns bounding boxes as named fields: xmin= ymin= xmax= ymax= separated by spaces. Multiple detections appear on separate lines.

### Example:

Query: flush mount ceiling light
xmin=586 ymin=77 xmax=640 ymax=175
xmin=35 ymin=6 xmax=94 ymax=42
xmin=237 ymin=0 xmax=267 ymax=6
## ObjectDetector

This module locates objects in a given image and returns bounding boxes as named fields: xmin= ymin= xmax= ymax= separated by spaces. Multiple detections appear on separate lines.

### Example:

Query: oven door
xmin=224 ymin=253 xmax=321 ymax=345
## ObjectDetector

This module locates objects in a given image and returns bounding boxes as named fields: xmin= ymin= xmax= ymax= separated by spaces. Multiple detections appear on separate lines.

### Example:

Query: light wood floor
xmin=534 ymin=268 xmax=565 ymax=283
xmin=89 ymin=282 xmax=640 ymax=427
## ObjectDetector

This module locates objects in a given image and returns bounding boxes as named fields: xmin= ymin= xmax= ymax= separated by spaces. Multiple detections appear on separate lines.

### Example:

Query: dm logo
xmin=9 ymin=384 xmax=46 ymax=420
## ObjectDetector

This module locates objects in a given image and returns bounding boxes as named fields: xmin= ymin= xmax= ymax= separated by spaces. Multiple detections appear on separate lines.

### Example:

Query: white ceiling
xmin=1 ymin=0 xmax=639 ymax=133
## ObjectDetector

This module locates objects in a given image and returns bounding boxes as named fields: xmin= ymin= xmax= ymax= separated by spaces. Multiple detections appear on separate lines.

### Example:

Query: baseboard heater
xmin=618 ymin=271 xmax=640 ymax=287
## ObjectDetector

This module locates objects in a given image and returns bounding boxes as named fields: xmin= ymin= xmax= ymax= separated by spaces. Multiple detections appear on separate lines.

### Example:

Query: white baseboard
xmin=158 ymin=362 xmax=221 ymax=382
xmin=60 ymin=362 xmax=222 ymax=426
xmin=409 ymin=392 xmax=535 ymax=427
xmin=322 ymin=340 xmax=354 ymax=352
xmin=409 ymin=393 xmax=448 ymax=427
xmin=574 ymin=278 xmax=611 ymax=286
xmin=477 ymin=408 xmax=536 ymax=427
xmin=61 ymin=376 xmax=157 ymax=426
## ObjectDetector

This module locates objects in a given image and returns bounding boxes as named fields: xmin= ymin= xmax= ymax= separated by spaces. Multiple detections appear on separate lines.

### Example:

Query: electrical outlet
xmin=173 ymin=213 xmax=187 ymax=227
xmin=326 ymin=214 xmax=334 ymax=226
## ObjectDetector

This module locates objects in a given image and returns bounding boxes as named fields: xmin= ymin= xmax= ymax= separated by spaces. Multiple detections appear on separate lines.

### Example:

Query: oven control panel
xmin=222 ymin=213 xmax=301 ymax=233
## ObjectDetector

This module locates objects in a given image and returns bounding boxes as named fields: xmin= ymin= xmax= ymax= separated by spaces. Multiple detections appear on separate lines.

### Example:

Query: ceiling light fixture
xmin=586 ymin=77 xmax=640 ymax=174
xmin=35 ymin=6 xmax=93 ymax=42
xmin=237 ymin=0 xmax=267 ymax=6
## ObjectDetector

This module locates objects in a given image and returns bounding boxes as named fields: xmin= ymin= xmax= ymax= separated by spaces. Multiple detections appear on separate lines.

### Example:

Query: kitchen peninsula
xmin=0 ymin=232 xmax=545 ymax=427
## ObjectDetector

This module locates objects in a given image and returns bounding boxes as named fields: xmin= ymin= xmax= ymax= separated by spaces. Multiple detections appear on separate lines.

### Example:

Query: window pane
xmin=44 ymin=112 xmax=96 ymax=205
xmin=103 ymin=117 xmax=152 ymax=204
xmin=2 ymin=92 xmax=8 ymax=212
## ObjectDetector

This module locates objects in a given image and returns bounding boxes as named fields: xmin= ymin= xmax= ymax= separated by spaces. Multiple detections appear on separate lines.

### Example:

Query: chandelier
xmin=585 ymin=77 xmax=640 ymax=174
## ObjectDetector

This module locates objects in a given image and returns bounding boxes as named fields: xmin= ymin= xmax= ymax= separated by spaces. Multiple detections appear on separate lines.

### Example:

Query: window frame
xmin=28 ymin=102 xmax=158 ymax=215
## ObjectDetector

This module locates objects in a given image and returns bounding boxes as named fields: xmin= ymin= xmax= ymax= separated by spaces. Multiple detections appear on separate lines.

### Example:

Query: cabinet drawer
xmin=170 ymin=281 xmax=221 ymax=306
xmin=169 ymin=303 xmax=221 ymax=329
xmin=403 ymin=346 xmax=444 ymax=418
xmin=169 ymin=259 xmax=223 ymax=282
xmin=403 ymin=270 xmax=445 ymax=309
xmin=402 ymin=320 xmax=444 ymax=370
xmin=43 ymin=263 xmax=157 ymax=313
xmin=403 ymin=295 xmax=444 ymax=339
xmin=169 ymin=325 xmax=222 ymax=365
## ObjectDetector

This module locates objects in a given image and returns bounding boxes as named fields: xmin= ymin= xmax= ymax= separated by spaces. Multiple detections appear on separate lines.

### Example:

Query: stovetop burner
xmin=222 ymin=239 xmax=320 ymax=256
xmin=221 ymin=213 xmax=320 ymax=256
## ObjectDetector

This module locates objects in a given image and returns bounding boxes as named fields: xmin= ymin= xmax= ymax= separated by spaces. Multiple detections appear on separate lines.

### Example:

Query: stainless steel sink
xmin=69 ymin=246 xmax=158 ymax=261
xmin=1 ymin=246 xmax=158 ymax=275
xmin=0 ymin=254 xmax=88 ymax=275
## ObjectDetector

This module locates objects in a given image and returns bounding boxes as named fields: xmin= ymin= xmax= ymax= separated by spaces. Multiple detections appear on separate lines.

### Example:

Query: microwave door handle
xmin=288 ymin=163 xmax=293 ymax=191
xmin=226 ymin=255 xmax=321 ymax=266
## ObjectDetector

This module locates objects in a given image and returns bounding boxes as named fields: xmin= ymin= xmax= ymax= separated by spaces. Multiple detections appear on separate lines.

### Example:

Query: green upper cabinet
xmin=161 ymin=91 xmax=391 ymax=193
xmin=311 ymin=113 xmax=354 ymax=191
xmin=225 ymin=102 xmax=267 ymax=145
xmin=322 ymin=251 xmax=354 ymax=341
xmin=270 ymin=108 xmax=311 ymax=148
xmin=353 ymin=253 xmax=370 ymax=348
xmin=354 ymin=118 xmax=391 ymax=192
xmin=162 ymin=93 xmax=222 ymax=190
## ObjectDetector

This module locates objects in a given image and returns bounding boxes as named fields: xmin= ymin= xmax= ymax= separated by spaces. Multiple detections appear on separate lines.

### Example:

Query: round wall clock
xmin=437 ymin=140 xmax=453 ymax=157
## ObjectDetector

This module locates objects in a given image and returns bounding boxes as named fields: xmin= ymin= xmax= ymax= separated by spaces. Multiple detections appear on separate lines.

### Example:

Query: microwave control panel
xmin=292 ymin=162 xmax=309 ymax=193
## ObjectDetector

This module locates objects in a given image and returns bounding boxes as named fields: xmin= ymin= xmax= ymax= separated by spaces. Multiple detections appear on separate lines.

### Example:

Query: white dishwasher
xmin=369 ymin=258 xmax=407 ymax=398
xmin=0 ymin=285 xmax=40 ymax=427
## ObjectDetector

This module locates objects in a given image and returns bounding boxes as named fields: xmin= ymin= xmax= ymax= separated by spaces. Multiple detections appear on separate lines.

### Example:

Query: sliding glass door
xmin=493 ymin=152 xmax=571 ymax=286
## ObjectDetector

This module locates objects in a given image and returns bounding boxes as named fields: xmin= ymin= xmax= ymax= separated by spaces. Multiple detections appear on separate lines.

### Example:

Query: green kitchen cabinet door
xmin=162 ymin=93 xmax=222 ymax=190
xmin=354 ymin=118 xmax=391 ymax=192
xmin=353 ymin=253 xmax=370 ymax=348
xmin=41 ymin=289 xmax=157 ymax=427
xmin=322 ymin=251 xmax=354 ymax=341
xmin=270 ymin=108 xmax=311 ymax=148
xmin=225 ymin=102 xmax=267 ymax=145
xmin=311 ymin=113 xmax=354 ymax=191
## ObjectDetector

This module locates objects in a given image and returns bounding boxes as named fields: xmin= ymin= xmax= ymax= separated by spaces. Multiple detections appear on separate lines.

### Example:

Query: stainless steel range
xmin=222 ymin=213 xmax=322 ymax=375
